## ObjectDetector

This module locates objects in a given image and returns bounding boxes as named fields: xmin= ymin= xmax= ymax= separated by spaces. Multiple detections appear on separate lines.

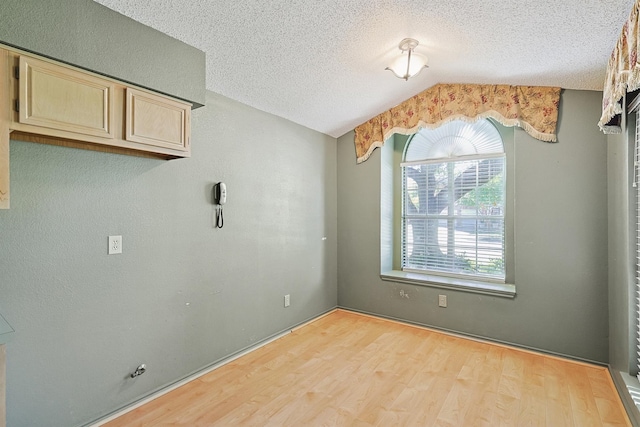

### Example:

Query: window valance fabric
xmin=599 ymin=0 xmax=640 ymax=134
xmin=354 ymin=83 xmax=561 ymax=164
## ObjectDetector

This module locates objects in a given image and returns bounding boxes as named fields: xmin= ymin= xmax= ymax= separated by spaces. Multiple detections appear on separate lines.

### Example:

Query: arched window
xmin=402 ymin=119 xmax=505 ymax=280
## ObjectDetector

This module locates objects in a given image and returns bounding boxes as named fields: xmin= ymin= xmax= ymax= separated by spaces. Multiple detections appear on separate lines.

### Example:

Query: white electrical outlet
xmin=438 ymin=294 xmax=447 ymax=308
xmin=284 ymin=294 xmax=290 ymax=307
xmin=108 ymin=235 xmax=122 ymax=255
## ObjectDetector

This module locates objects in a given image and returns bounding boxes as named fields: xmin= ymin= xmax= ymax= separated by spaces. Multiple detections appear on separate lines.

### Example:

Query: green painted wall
xmin=1 ymin=0 xmax=206 ymax=107
xmin=0 ymin=92 xmax=337 ymax=425
xmin=607 ymin=111 xmax=636 ymax=375
xmin=337 ymin=90 xmax=609 ymax=362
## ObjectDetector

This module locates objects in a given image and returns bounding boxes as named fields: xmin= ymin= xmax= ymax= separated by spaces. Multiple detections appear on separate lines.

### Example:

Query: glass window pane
xmin=401 ymin=120 xmax=506 ymax=281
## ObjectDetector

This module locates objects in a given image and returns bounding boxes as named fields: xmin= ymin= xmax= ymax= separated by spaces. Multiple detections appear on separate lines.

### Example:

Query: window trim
xmin=380 ymin=270 xmax=516 ymax=298
xmin=380 ymin=120 xmax=516 ymax=298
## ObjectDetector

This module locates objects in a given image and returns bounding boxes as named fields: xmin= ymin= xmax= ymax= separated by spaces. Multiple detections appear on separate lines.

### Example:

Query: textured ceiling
xmin=94 ymin=0 xmax=634 ymax=138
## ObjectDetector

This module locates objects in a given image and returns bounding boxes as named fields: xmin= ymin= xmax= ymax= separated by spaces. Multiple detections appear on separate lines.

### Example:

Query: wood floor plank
xmin=595 ymin=397 xmax=631 ymax=426
xmin=566 ymin=364 xmax=603 ymax=423
xmin=546 ymin=397 xmax=575 ymax=427
xmin=433 ymin=379 xmax=475 ymax=426
xmin=517 ymin=388 xmax=547 ymax=426
xmin=103 ymin=310 xmax=631 ymax=427
xmin=462 ymin=389 xmax=498 ymax=427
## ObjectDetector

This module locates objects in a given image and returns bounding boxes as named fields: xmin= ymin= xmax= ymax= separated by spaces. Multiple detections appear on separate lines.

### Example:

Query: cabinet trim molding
xmin=0 ymin=49 xmax=9 ymax=209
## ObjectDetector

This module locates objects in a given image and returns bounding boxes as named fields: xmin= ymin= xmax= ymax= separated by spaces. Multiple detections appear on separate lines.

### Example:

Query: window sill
xmin=380 ymin=270 xmax=516 ymax=298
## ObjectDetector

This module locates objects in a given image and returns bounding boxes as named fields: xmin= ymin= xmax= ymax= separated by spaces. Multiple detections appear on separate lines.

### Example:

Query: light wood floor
xmin=104 ymin=309 xmax=630 ymax=426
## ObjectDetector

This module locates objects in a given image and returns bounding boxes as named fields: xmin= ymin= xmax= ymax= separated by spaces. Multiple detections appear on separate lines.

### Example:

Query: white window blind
xmin=401 ymin=120 xmax=506 ymax=281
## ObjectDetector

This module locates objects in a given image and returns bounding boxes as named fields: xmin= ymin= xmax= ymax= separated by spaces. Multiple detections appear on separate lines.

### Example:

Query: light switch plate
xmin=108 ymin=235 xmax=122 ymax=255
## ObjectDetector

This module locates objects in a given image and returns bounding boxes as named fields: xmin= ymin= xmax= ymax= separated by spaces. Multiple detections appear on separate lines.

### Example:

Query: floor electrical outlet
xmin=108 ymin=235 xmax=122 ymax=255
xmin=284 ymin=294 xmax=290 ymax=307
xmin=438 ymin=294 xmax=447 ymax=308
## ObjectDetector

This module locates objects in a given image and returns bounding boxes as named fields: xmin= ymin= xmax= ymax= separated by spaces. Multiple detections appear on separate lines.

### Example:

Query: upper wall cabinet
xmin=8 ymin=50 xmax=191 ymax=159
xmin=0 ymin=45 xmax=193 ymax=209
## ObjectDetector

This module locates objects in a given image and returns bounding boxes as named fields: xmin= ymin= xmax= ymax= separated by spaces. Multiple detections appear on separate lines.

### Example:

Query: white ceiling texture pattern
xmin=94 ymin=0 xmax=635 ymax=138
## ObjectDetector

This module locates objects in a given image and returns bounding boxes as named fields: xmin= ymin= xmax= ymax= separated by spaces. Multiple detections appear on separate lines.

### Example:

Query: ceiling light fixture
xmin=386 ymin=38 xmax=428 ymax=81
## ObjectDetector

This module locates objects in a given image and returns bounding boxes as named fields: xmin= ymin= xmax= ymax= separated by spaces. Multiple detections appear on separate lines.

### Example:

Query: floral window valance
xmin=354 ymin=83 xmax=561 ymax=164
xmin=599 ymin=0 xmax=640 ymax=134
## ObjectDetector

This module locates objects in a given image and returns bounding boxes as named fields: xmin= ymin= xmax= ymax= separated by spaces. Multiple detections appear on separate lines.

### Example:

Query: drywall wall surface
xmin=0 ymin=345 xmax=4 ymax=427
xmin=607 ymin=112 xmax=636 ymax=374
xmin=1 ymin=0 xmax=205 ymax=107
xmin=337 ymin=89 xmax=609 ymax=362
xmin=0 ymin=91 xmax=337 ymax=426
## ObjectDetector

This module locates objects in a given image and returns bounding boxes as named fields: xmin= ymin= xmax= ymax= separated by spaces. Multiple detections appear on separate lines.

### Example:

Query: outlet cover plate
xmin=108 ymin=235 xmax=122 ymax=255
xmin=438 ymin=294 xmax=447 ymax=308
xmin=284 ymin=294 xmax=290 ymax=307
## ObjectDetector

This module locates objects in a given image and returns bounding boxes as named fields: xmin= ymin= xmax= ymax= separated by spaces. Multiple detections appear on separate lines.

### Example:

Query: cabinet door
xmin=18 ymin=56 xmax=114 ymax=139
xmin=125 ymin=88 xmax=190 ymax=153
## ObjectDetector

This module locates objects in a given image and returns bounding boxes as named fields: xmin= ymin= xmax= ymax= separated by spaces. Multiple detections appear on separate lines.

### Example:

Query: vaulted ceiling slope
xmin=94 ymin=0 xmax=634 ymax=138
